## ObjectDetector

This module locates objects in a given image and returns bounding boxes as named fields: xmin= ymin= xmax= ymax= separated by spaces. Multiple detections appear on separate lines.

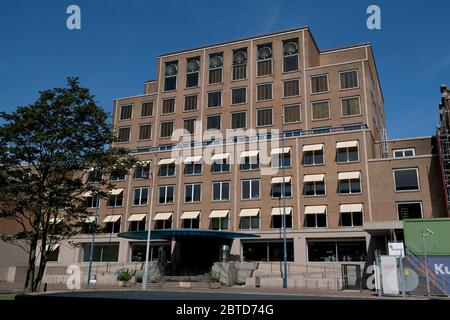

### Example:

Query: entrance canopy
xmin=118 ymin=228 xmax=260 ymax=240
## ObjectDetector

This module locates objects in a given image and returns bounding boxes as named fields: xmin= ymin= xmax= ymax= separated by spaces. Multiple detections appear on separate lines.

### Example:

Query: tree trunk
xmin=24 ymin=237 xmax=38 ymax=293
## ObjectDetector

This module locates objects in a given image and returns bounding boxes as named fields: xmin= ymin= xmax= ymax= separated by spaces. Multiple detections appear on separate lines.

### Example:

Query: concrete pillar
xmin=295 ymin=236 xmax=307 ymax=264
xmin=118 ymin=239 xmax=129 ymax=263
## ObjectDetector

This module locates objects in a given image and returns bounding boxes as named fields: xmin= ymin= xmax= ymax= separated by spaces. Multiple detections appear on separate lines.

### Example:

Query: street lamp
xmin=142 ymin=159 xmax=156 ymax=290
xmin=281 ymin=113 xmax=288 ymax=289
xmin=87 ymin=184 xmax=100 ymax=288
xmin=421 ymin=228 xmax=433 ymax=297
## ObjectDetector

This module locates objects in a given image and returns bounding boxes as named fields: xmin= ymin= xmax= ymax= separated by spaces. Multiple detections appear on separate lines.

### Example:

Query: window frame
xmin=393 ymin=148 xmax=416 ymax=158
xmin=282 ymin=78 xmax=301 ymax=98
xmin=184 ymin=94 xmax=198 ymax=112
xmin=207 ymin=91 xmax=222 ymax=108
xmin=161 ymin=97 xmax=176 ymax=115
xmin=140 ymin=101 xmax=154 ymax=118
xmin=184 ymin=183 xmax=202 ymax=203
xmin=310 ymin=74 xmax=329 ymax=94
xmin=231 ymin=86 xmax=247 ymax=105
xmin=158 ymin=185 xmax=175 ymax=205
xmin=311 ymin=100 xmax=331 ymax=121
xmin=256 ymin=82 xmax=273 ymax=102
xmin=241 ymin=179 xmax=261 ymax=200
xmin=119 ymin=105 xmax=133 ymax=120
xmin=304 ymin=213 xmax=328 ymax=229
xmin=396 ymin=201 xmax=423 ymax=220
xmin=211 ymin=181 xmax=230 ymax=202
xmin=393 ymin=168 xmax=420 ymax=192
xmin=303 ymin=149 xmax=325 ymax=166
xmin=340 ymin=211 xmax=363 ymax=228
xmin=338 ymin=178 xmax=362 ymax=195
xmin=132 ymin=187 xmax=149 ymax=206
xmin=341 ymin=96 xmax=361 ymax=118
xmin=117 ymin=126 xmax=131 ymax=143
xmin=256 ymin=107 xmax=273 ymax=127
xmin=271 ymin=181 xmax=293 ymax=199
xmin=304 ymin=180 xmax=326 ymax=197
xmin=339 ymin=69 xmax=360 ymax=91
xmin=206 ymin=114 xmax=221 ymax=131
xmin=336 ymin=146 xmax=360 ymax=163
xmin=138 ymin=124 xmax=152 ymax=141
xmin=239 ymin=216 xmax=260 ymax=230
xmin=230 ymin=111 xmax=247 ymax=130
xmin=283 ymin=104 xmax=301 ymax=124
xmin=159 ymin=121 xmax=174 ymax=139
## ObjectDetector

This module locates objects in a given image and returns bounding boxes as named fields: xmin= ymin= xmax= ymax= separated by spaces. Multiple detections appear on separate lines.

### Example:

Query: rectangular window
xmin=257 ymin=44 xmax=272 ymax=76
xmin=393 ymin=148 xmax=415 ymax=158
xmin=340 ymin=212 xmax=363 ymax=227
xmin=241 ymin=179 xmax=260 ymax=200
xmin=232 ymin=48 xmax=247 ymax=80
xmin=283 ymin=79 xmax=300 ymax=97
xmin=243 ymin=240 xmax=294 ymax=261
xmin=86 ymin=195 xmax=100 ymax=208
xmin=138 ymin=124 xmax=151 ymax=140
xmin=159 ymin=164 xmax=175 ymax=177
xmin=304 ymin=150 xmax=324 ymax=166
xmin=304 ymin=181 xmax=325 ymax=196
xmin=134 ymin=163 xmax=150 ymax=179
xmin=155 ymin=218 xmax=172 ymax=230
xmin=107 ymin=194 xmax=123 ymax=207
xmin=307 ymin=240 xmax=366 ymax=262
xmin=164 ymin=61 xmax=177 ymax=91
xmin=162 ymin=98 xmax=175 ymax=114
xmin=141 ymin=102 xmax=153 ymax=117
xmin=394 ymin=168 xmax=419 ymax=191
xmin=208 ymin=91 xmax=221 ymax=108
xmin=338 ymin=179 xmax=361 ymax=194
xmin=272 ymin=214 xmax=293 ymax=229
xmin=241 ymin=156 xmax=259 ymax=171
xmin=337 ymin=147 xmax=359 ymax=163
xmin=133 ymin=187 xmax=149 ymax=206
xmin=256 ymin=108 xmax=273 ymax=126
xmin=185 ymin=183 xmax=201 ymax=203
xmin=240 ymin=217 xmax=259 ymax=230
xmin=272 ymin=182 xmax=292 ymax=198
xmin=207 ymin=115 xmax=221 ymax=130
xmin=304 ymin=214 xmax=327 ymax=228
xmin=231 ymin=111 xmax=246 ymax=129
xmin=185 ymin=163 xmax=202 ymax=175
xmin=183 ymin=118 xmax=196 ymax=135
xmin=341 ymin=97 xmax=361 ymax=117
xmin=158 ymin=185 xmax=175 ymax=204
xmin=283 ymin=105 xmax=301 ymax=123
xmin=82 ymin=243 xmax=119 ymax=262
xmin=232 ymin=87 xmax=246 ymax=104
xmin=212 ymin=181 xmax=230 ymax=201
xmin=283 ymin=39 xmax=299 ymax=72
xmin=160 ymin=121 xmax=174 ymax=138
xmin=186 ymin=57 xmax=200 ymax=88
xmin=209 ymin=53 xmax=223 ymax=84
xmin=271 ymin=153 xmax=291 ymax=168
xmin=340 ymin=70 xmax=359 ymax=90
xmin=311 ymin=75 xmax=328 ymax=93
xmin=211 ymin=217 xmax=229 ymax=230
xmin=117 ymin=127 xmax=130 ymax=142
xmin=110 ymin=171 xmax=125 ymax=181
xmin=184 ymin=95 xmax=198 ymax=111
xmin=312 ymin=101 xmax=330 ymax=120
xmin=256 ymin=83 xmax=273 ymax=101
xmin=212 ymin=159 xmax=230 ymax=173
xmin=397 ymin=202 xmax=422 ymax=220
xmin=120 ymin=105 xmax=132 ymax=120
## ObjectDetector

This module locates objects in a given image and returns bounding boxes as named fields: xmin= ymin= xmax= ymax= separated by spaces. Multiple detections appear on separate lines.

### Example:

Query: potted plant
xmin=208 ymin=271 xmax=221 ymax=289
xmin=117 ymin=269 xmax=132 ymax=287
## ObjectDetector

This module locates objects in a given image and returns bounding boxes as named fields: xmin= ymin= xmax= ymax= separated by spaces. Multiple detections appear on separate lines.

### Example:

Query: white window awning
xmin=109 ymin=188 xmax=124 ymax=196
xmin=336 ymin=140 xmax=359 ymax=149
xmin=304 ymin=205 xmax=327 ymax=215
xmin=340 ymin=204 xmax=363 ymax=213
xmin=82 ymin=191 xmax=93 ymax=198
xmin=303 ymin=174 xmax=325 ymax=183
xmin=271 ymin=147 xmax=291 ymax=155
xmin=239 ymin=208 xmax=260 ymax=217
xmin=180 ymin=211 xmax=200 ymax=219
xmin=211 ymin=153 xmax=230 ymax=161
xmin=137 ymin=160 xmax=151 ymax=166
xmin=153 ymin=212 xmax=173 ymax=221
xmin=183 ymin=155 xmax=203 ymax=164
xmin=127 ymin=214 xmax=147 ymax=222
xmin=158 ymin=158 xmax=176 ymax=165
xmin=271 ymin=176 xmax=292 ymax=184
xmin=84 ymin=216 xmax=96 ymax=223
xmin=103 ymin=215 xmax=122 ymax=223
xmin=45 ymin=244 xmax=60 ymax=251
xmin=338 ymin=171 xmax=361 ymax=180
xmin=49 ymin=217 xmax=63 ymax=224
xmin=271 ymin=207 xmax=293 ymax=216
xmin=209 ymin=210 xmax=230 ymax=218
xmin=302 ymin=144 xmax=324 ymax=152
xmin=240 ymin=150 xmax=260 ymax=158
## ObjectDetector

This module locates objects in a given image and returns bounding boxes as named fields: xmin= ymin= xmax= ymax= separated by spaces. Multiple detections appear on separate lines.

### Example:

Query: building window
xmin=311 ymin=101 xmax=330 ymax=120
xmin=340 ymin=70 xmax=359 ymax=90
xmin=311 ymin=74 xmax=328 ymax=93
xmin=397 ymin=202 xmax=423 ymax=220
xmin=232 ymin=48 xmax=247 ymax=80
xmin=160 ymin=121 xmax=174 ymax=138
xmin=186 ymin=57 xmax=200 ymax=88
xmin=231 ymin=111 xmax=246 ymax=129
xmin=212 ymin=181 xmax=230 ymax=201
xmin=341 ymin=97 xmax=361 ymax=117
xmin=120 ymin=105 xmax=132 ymax=120
xmin=110 ymin=170 xmax=125 ymax=181
xmin=129 ymin=217 xmax=146 ymax=232
xmin=183 ymin=118 xmax=196 ymax=135
xmin=240 ymin=216 xmax=259 ymax=230
xmin=184 ymin=183 xmax=201 ymax=203
xmin=105 ymin=217 xmax=121 ymax=234
xmin=107 ymin=194 xmax=123 ymax=207
xmin=232 ymin=87 xmax=246 ymax=104
xmin=164 ymin=61 xmax=178 ymax=91
xmin=256 ymin=108 xmax=273 ymax=127
xmin=283 ymin=105 xmax=301 ymax=123
xmin=241 ymin=156 xmax=259 ymax=171
xmin=141 ymin=102 xmax=153 ymax=117
xmin=206 ymin=115 xmax=221 ymax=130
xmin=117 ymin=127 xmax=130 ymax=142
xmin=393 ymin=148 xmax=415 ymax=158
xmin=283 ymin=39 xmax=299 ymax=72
xmin=283 ymin=79 xmax=300 ymax=97
xmin=242 ymin=179 xmax=260 ymax=200
xmin=134 ymin=163 xmax=150 ymax=179
xmin=162 ymin=98 xmax=175 ymax=114
xmin=155 ymin=217 xmax=172 ymax=230
xmin=87 ymin=169 xmax=102 ymax=182
xmin=185 ymin=162 xmax=202 ymax=175
xmin=257 ymin=44 xmax=272 ymax=76
xmin=138 ymin=124 xmax=152 ymax=140
xmin=271 ymin=150 xmax=291 ymax=168
xmin=184 ymin=95 xmax=198 ymax=111
xmin=394 ymin=168 xmax=419 ymax=191
xmin=337 ymin=143 xmax=359 ymax=163
xmin=86 ymin=195 xmax=100 ymax=208
xmin=272 ymin=212 xmax=293 ymax=229
xmin=158 ymin=185 xmax=175 ymax=204
xmin=212 ymin=158 xmax=230 ymax=173
xmin=182 ymin=217 xmax=200 ymax=229
xmin=256 ymin=83 xmax=273 ymax=101
xmin=159 ymin=163 xmax=175 ymax=177
xmin=304 ymin=149 xmax=324 ymax=166
xmin=208 ymin=91 xmax=221 ymax=108
xmin=338 ymin=175 xmax=361 ymax=194
xmin=243 ymin=240 xmax=294 ymax=262
xmin=209 ymin=53 xmax=223 ymax=84
xmin=272 ymin=181 xmax=292 ymax=198
xmin=82 ymin=243 xmax=119 ymax=262
xmin=133 ymin=187 xmax=149 ymax=206
xmin=304 ymin=214 xmax=327 ymax=228
xmin=304 ymin=180 xmax=325 ymax=196
xmin=211 ymin=217 xmax=229 ymax=230
xmin=340 ymin=211 xmax=363 ymax=227
xmin=307 ymin=240 xmax=366 ymax=262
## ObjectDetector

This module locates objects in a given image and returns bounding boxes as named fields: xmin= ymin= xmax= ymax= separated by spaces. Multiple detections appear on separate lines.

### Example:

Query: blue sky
xmin=0 ymin=0 xmax=449 ymax=138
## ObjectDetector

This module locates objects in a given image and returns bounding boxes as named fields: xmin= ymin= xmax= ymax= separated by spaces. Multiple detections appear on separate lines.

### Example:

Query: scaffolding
xmin=437 ymin=85 xmax=450 ymax=216
xmin=380 ymin=128 xmax=388 ymax=158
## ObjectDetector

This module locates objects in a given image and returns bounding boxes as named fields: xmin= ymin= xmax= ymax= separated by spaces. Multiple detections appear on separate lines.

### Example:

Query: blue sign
xmin=404 ymin=256 xmax=450 ymax=295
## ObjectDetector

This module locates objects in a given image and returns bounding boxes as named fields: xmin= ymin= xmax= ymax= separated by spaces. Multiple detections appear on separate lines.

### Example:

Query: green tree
xmin=0 ymin=77 xmax=136 ymax=292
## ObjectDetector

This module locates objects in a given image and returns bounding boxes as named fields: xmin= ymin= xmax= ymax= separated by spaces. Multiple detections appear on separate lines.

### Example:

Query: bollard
xmin=255 ymin=276 xmax=260 ymax=288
